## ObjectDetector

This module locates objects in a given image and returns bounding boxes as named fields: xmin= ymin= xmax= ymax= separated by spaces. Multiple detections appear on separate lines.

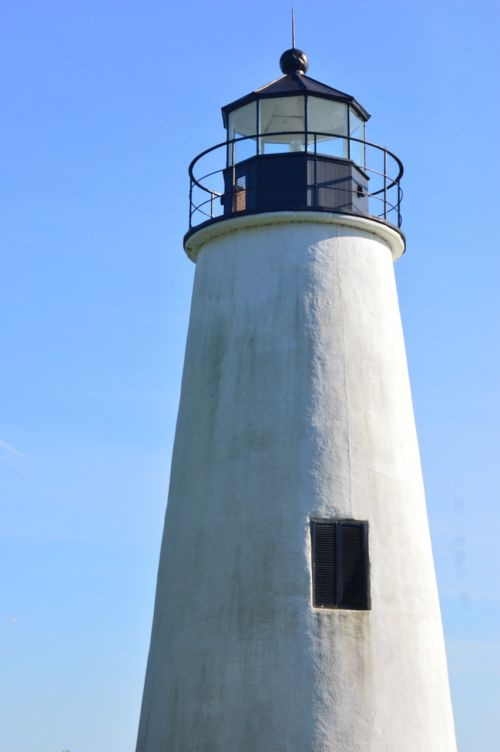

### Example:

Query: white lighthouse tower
xmin=136 ymin=48 xmax=457 ymax=752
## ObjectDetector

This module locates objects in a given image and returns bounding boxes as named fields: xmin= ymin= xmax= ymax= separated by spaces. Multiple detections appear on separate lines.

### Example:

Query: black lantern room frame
xmin=185 ymin=50 xmax=404 ymax=247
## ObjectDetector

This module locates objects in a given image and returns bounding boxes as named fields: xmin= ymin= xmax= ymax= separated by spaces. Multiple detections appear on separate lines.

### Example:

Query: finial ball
xmin=279 ymin=48 xmax=309 ymax=74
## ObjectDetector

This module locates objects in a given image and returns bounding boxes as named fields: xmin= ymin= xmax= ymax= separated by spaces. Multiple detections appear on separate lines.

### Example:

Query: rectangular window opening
xmin=311 ymin=519 xmax=370 ymax=610
xmin=232 ymin=175 xmax=246 ymax=212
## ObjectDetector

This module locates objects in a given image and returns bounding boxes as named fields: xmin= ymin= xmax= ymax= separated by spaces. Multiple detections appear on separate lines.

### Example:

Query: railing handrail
xmin=187 ymin=130 xmax=404 ymax=232
xmin=188 ymin=131 xmax=404 ymax=195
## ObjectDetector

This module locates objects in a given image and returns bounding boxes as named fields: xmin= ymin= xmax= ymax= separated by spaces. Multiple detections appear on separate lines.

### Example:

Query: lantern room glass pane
xmin=307 ymin=97 xmax=348 ymax=158
xmin=228 ymin=102 xmax=257 ymax=165
xmin=349 ymin=107 xmax=365 ymax=167
xmin=259 ymin=96 xmax=306 ymax=153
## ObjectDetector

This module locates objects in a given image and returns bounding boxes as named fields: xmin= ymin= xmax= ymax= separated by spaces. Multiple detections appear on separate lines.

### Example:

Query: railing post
xmin=314 ymin=133 xmax=318 ymax=208
xmin=347 ymin=108 xmax=351 ymax=160
xmin=189 ymin=179 xmax=193 ymax=228
xmin=231 ymin=141 xmax=236 ymax=214
xmin=383 ymin=150 xmax=387 ymax=221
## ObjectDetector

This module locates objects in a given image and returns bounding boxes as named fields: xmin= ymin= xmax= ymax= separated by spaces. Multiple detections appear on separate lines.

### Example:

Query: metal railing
xmin=187 ymin=131 xmax=403 ymax=233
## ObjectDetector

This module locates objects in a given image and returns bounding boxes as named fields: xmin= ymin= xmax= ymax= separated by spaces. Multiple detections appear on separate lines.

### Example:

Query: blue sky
xmin=1 ymin=1 xmax=499 ymax=750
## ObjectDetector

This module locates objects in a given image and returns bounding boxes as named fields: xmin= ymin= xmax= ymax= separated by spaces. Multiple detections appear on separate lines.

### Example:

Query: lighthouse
xmin=136 ymin=48 xmax=457 ymax=752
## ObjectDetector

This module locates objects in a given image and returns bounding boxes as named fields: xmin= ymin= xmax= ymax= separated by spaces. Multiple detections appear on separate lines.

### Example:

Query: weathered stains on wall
xmin=136 ymin=216 xmax=456 ymax=752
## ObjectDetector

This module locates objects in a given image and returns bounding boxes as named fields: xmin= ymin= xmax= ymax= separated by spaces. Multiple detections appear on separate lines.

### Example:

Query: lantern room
xmin=186 ymin=49 xmax=404 ymax=244
xmin=222 ymin=49 xmax=368 ymax=169
xmin=220 ymin=48 xmax=370 ymax=217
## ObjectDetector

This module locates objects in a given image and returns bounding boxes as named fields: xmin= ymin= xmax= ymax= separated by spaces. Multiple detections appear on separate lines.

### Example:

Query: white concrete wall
xmin=136 ymin=214 xmax=457 ymax=752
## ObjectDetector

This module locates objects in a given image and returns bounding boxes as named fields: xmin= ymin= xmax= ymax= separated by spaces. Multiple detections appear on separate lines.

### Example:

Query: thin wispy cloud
xmin=0 ymin=439 xmax=25 ymax=462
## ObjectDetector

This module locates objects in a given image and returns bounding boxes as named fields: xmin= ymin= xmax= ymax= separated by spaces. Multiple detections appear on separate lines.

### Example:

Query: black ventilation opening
xmin=311 ymin=519 xmax=370 ymax=610
xmin=232 ymin=175 xmax=246 ymax=212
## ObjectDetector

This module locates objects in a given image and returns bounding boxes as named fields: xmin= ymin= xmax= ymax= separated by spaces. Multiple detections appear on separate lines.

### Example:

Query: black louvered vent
xmin=311 ymin=521 xmax=337 ymax=608
xmin=311 ymin=520 xmax=370 ymax=610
